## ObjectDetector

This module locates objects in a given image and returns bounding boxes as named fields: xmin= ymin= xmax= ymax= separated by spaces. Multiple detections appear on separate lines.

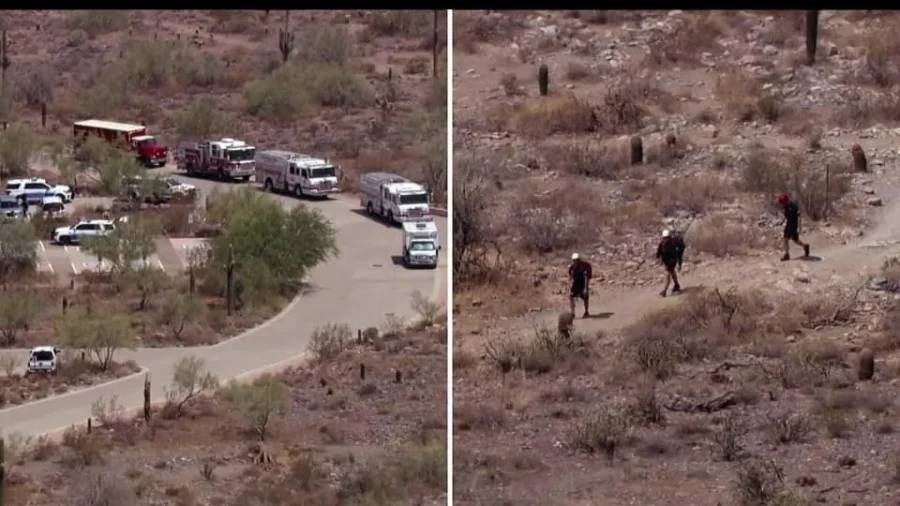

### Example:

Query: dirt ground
xmin=7 ymin=324 xmax=447 ymax=506
xmin=453 ymin=10 xmax=900 ymax=506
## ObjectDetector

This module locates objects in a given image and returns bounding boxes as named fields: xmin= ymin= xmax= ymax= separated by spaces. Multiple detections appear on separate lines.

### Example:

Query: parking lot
xmin=36 ymin=238 xmax=209 ymax=276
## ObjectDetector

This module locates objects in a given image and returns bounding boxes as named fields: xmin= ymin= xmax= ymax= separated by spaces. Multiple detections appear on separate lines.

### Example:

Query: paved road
xmin=0 ymin=172 xmax=447 ymax=437
xmin=36 ymin=237 xmax=204 ymax=276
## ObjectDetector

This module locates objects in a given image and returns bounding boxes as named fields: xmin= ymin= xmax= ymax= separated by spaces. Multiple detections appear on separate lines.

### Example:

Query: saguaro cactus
xmin=0 ymin=30 xmax=10 ymax=101
xmin=630 ymin=136 xmax=643 ymax=166
xmin=0 ymin=437 xmax=5 ymax=506
xmin=432 ymin=10 xmax=439 ymax=80
xmin=538 ymin=63 xmax=549 ymax=96
xmin=225 ymin=244 xmax=235 ymax=316
xmin=851 ymin=144 xmax=867 ymax=172
xmin=805 ymin=10 xmax=819 ymax=66
xmin=278 ymin=11 xmax=294 ymax=63
xmin=143 ymin=374 xmax=151 ymax=423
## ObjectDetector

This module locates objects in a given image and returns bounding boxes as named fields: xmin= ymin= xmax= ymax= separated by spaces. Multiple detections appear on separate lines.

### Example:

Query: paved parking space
xmin=36 ymin=238 xmax=207 ymax=276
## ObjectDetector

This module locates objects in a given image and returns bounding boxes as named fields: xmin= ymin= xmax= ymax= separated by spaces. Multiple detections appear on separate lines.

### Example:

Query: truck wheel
xmin=294 ymin=185 xmax=303 ymax=199
xmin=387 ymin=211 xmax=394 ymax=224
xmin=217 ymin=169 xmax=226 ymax=181
xmin=366 ymin=202 xmax=373 ymax=215
xmin=186 ymin=163 xmax=194 ymax=176
xmin=264 ymin=179 xmax=273 ymax=192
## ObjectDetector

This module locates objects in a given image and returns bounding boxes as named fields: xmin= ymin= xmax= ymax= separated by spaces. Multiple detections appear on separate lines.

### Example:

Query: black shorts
xmin=663 ymin=261 xmax=678 ymax=272
xmin=570 ymin=286 xmax=588 ymax=300
xmin=784 ymin=226 xmax=799 ymax=241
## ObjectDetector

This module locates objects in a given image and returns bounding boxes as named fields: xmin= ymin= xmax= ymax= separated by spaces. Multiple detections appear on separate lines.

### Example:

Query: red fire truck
xmin=73 ymin=119 xmax=169 ymax=168
xmin=174 ymin=138 xmax=256 ymax=182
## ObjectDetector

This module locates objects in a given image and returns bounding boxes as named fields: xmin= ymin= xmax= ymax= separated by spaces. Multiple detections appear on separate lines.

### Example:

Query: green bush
xmin=296 ymin=25 xmax=354 ymax=66
xmin=66 ymin=10 xmax=128 ymax=39
xmin=365 ymin=11 xmax=432 ymax=37
xmin=244 ymin=64 xmax=373 ymax=120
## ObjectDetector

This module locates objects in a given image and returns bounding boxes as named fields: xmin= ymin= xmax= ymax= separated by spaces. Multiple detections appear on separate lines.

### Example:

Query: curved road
xmin=0 ymin=173 xmax=447 ymax=438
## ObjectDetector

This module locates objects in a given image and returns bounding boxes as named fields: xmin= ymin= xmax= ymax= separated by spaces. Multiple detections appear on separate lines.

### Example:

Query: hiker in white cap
xmin=568 ymin=252 xmax=593 ymax=318
xmin=655 ymin=228 xmax=686 ymax=297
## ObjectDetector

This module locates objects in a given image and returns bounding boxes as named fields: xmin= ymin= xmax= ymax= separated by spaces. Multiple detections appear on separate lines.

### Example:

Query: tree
xmin=0 ymin=293 xmax=38 ymax=346
xmin=0 ymin=123 xmax=36 ymax=177
xmin=0 ymin=220 xmax=37 ymax=281
xmin=82 ymin=217 xmax=158 ymax=275
xmin=174 ymin=98 xmax=227 ymax=141
xmin=167 ymin=355 xmax=218 ymax=417
xmin=453 ymin=151 xmax=501 ymax=281
xmin=56 ymin=311 xmax=135 ymax=371
xmin=204 ymin=187 xmax=338 ymax=304
xmin=158 ymin=292 xmax=203 ymax=340
xmin=220 ymin=374 xmax=289 ymax=441
xmin=122 ymin=266 xmax=169 ymax=310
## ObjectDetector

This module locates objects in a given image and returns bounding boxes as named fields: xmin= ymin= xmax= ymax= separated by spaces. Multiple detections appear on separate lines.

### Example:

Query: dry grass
xmin=715 ymin=72 xmax=786 ymax=124
xmin=646 ymin=14 xmax=725 ymax=65
xmin=515 ymin=94 xmax=596 ymax=138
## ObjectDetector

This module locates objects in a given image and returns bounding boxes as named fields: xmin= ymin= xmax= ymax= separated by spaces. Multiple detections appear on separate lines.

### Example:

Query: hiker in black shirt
xmin=656 ymin=229 xmax=685 ymax=297
xmin=778 ymin=193 xmax=810 ymax=261
xmin=568 ymin=253 xmax=592 ymax=318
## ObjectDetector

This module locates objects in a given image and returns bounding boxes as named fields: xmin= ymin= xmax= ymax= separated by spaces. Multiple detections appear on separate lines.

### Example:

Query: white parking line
xmin=46 ymin=262 xmax=54 ymax=274
xmin=38 ymin=241 xmax=45 ymax=252
xmin=63 ymin=245 xmax=68 ymax=252
xmin=157 ymin=259 xmax=165 ymax=271
xmin=70 ymin=263 xmax=78 ymax=275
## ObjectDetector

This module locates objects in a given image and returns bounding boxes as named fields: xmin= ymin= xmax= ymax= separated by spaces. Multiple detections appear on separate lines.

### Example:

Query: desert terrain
xmin=0 ymin=9 xmax=447 ymax=506
xmin=453 ymin=10 xmax=900 ymax=506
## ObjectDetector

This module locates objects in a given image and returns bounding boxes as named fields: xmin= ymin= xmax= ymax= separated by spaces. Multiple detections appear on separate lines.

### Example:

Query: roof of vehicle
xmin=258 ymin=150 xmax=314 ymax=161
xmin=74 ymin=119 xmax=146 ymax=132
xmin=7 ymin=177 xmax=48 ymax=185
xmin=361 ymin=172 xmax=408 ymax=185
xmin=388 ymin=182 xmax=426 ymax=194
xmin=293 ymin=157 xmax=333 ymax=169
xmin=132 ymin=135 xmax=154 ymax=141
xmin=213 ymin=138 xmax=253 ymax=149
xmin=30 ymin=346 xmax=57 ymax=353
xmin=402 ymin=220 xmax=438 ymax=233
xmin=71 ymin=218 xmax=115 ymax=227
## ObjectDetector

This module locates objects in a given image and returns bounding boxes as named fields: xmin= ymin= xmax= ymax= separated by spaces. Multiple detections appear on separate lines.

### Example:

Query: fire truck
xmin=174 ymin=138 xmax=256 ymax=182
xmin=255 ymin=150 xmax=341 ymax=198
xmin=73 ymin=119 xmax=169 ymax=168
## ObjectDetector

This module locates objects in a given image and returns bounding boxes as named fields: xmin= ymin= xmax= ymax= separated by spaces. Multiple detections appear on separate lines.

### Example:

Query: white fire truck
xmin=255 ymin=150 xmax=341 ymax=198
xmin=174 ymin=138 xmax=256 ymax=182
xmin=359 ymin=172 xmax=430 ymax=225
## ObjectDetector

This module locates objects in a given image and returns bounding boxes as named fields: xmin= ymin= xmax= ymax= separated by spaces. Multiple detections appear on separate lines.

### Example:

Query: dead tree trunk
xmin=805 ymin=10 xmax=819 ymax=66
xmin=143 ymin=373 xmax=151 ymax=423
xmin=226 ymin=244 xmax=235 ymax=316
xmin=432 ymin=10 xmax=439 ymax=80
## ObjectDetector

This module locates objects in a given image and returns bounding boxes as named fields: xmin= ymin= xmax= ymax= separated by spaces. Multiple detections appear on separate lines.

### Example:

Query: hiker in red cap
xmin=778 ymin=193 xmax=810 ymax=261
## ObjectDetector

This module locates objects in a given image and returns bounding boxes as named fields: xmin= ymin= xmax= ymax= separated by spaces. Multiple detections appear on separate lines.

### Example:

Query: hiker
xmin=778 ymin=193 xmax=810 ymax=261
xmin=20 ymin=198 xmax=28 ymax=219
xmin=656 ymin=229 xmax=686 ymax=297
xmin=568 ymin=253 xmax=593 ymax=318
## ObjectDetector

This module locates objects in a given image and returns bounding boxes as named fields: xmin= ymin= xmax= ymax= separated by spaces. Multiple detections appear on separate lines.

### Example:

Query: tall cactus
xmin=538 ymin=63 xmax=549 ymax=96
xmin=278 ymin=11 xmax=294 ymax=63
xmin=805 ymin=10 xmax=819 ymax=66
xmin=143 ymin=374 xmax=151 ymax=423
xmin=225 ymin=244 xmax=235 ymax=316
xmin=432 ymin=10 xmax=439 ymax=80
xmin=0 ymin=30 xmax=10 ymax=102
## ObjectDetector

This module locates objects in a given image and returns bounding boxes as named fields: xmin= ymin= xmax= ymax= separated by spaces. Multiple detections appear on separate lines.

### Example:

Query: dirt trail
xmin=546 ymin=186 xmax=900 ymax=336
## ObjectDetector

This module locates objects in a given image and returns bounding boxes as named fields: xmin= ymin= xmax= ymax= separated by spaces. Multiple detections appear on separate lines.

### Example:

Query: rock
xmin=863 ymin=187 xmax=875 ymax=195
xmin=762 ymin=45 xmax=778 ymax=56
xmin=867 ymin=198 xmax=883 ymax=207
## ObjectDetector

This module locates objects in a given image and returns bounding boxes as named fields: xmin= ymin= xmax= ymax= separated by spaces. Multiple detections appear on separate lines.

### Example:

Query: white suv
xmin=26 ymin=346 xmax=60 ymax=375
xmin=6 ymin=178 xmax=74 ymax=205
xmin=52 ymin=218 xmax=119 ymax=245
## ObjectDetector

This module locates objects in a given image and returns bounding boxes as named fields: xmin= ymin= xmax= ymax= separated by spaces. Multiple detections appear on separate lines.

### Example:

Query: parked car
xmin=52 ymin=218 xmax=122 ymax=245
xmin=0 ymin=195 xmax=22 ymax=219
xmin=6 ymin=178 xmax=73 ymax=206
xmin=26 ymin=346 xmax=60 ymax=375
xmin=122 ymin=175 xmax=172 ymax=204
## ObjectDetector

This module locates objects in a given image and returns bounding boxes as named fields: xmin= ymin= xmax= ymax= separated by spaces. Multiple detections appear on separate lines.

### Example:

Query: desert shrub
xmin=687 ymin=215 xmax=763 ymax=258
xmin=67 ymin=10 xmax=128 ymax=38
xmin=365 ymin=10 xmax=432 ymax=37
xmin=733 ymin=459 xmax=786 ymax=506
xmin=515 ymin=94 xmax=596 ymax=138
xmin=499 ymin=73 xmax=523 ymax=96
xmin=647 ymin=173 xmax=734 ymax=216
xmin=220 ymin=374 xmax=289 ymax=441
xmin=715 ymin=73 xmax=785 ymax=123
xmin=510 ymin=181 xmax=604 ymax=254
xmin=18 ymin=67 xmax=55 ymax=108
xmin=308 ymin=323 xmax=352 ymax=360
xmin=572 ymin=404 xmax=631 ymax=460
xmin=647 ymin=14 xmax=723 ymax=65
xmin=545 ymin=140 xmax=627 ymax=180
xmin=0 ymin=220 xmax=38 ymax=279
xmin=863 ymin=23 xmax=900 ymax=87
xmin=455 ymin=403 xmax=506 ymax=430
xmin=739 ymin=147 xmax=851 ymax=221
xmin=0 ymin=123 xmax=38 ymax=176
xmin=766 ymin=412 xmax=814 ymax=444
xmin=296 ymin=25 xmax=355 ymax=66
xmin=244 ymin=63 xmax=373 ymax=120
xmin=452 ymin=152 xmax=501 ymax=282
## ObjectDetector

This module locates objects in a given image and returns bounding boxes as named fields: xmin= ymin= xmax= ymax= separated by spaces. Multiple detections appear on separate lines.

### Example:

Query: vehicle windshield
xmin=4 ymin=183 xmax=15 ymax=192
xmin=137 ymin=138 xmax=157 ymax=146
xmin=227 ymin=148 xmax=255 ymax=162
xmin=399 ymin=192 xmax=429 ymax=205
xmin=310 ymin=166 xmax=336 ymax=179
xmin=410 ymin=241 xmax=436 ymax=251
xmin=32 ymin=351 xmax=54 ymax=361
